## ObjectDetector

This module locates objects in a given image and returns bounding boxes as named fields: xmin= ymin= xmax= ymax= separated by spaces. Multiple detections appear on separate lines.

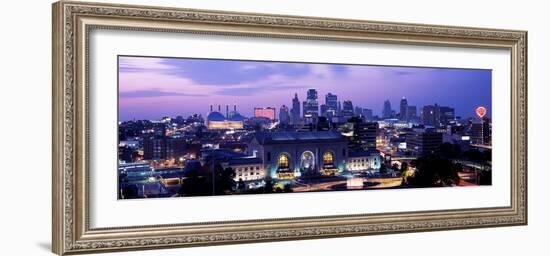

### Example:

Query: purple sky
xmin=118 ymin=56 xmax=492 ymax=121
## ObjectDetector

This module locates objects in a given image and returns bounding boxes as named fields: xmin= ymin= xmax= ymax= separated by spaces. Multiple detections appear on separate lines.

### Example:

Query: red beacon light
xmin=475 ymin=106 xmax=487 ymax=119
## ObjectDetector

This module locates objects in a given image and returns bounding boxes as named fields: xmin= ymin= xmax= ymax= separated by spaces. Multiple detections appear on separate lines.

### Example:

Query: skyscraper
xmin=406 ymin=105 xmax=417 ymax=122
xmin=354 ymin=106 xmax=363 ymax=117
xmin=406 ymin=129 xmax=443 ymax=156
xmin=303 ymin=89 xmax=319 ymax=124
xmin=279 ymin=105 xmax=290 ymax=125
xmin=439 ymin=106 xmax=455 ymax=126
xmin=347 ymin=117 xmax=378 ymax=151
xmin=422 ymin=104 xmax=440 ymax=127
xmin=400 ymin=97 xmax=408 ymax=121
xmin=421 ymin=104 xmax=454 ymax=127
xmin=341 ymin=100 xmax=354 ymax=121
xmin=325 ymin=93 xmax=338 ymax=122
xmin=382 ymin=100 xmax=392 ymax=119
xmin=291 ymin=93 xmax=301 ymax=125
xmin=320 ymin=104 xmax=328 ymax=117
xmin=470 ymin=118 xmax=491 ymax=145
xmin=362 ymin=108 xmax=373 ymax=121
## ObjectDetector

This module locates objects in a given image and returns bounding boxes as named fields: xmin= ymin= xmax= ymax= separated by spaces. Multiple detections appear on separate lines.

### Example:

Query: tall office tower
xmin=439 ymin=106 xmax=455 ymax=126
xmin=354 ymin=106 xmax=363 ymax=117
xmin=400 ymin=97 xmax=408 ymax=121
xmin=347 ymin=117 xmax=379 ymax=151
xmin=382 ymin=99 xmax=393 ymax=119
xmin=325 ymin=93 xmax=338 ymax=119
xmin=362 ymin=108 xmax=373 ymax=121
xmin=470 ymin=117 xmax=491 ymax=145
xmin=320 ymin=104 xmax=328 ymax=117
xmin=422 ymin=104 xmax=441 ymax=127
xmin=290 ymin=93 xmax=301 ymax=125
xmin=341 ymin=100 xmax=354 ymax=121
xmin=279 ymin=105 xmax=291 ymax=125
xmin=406 ymin=129 xmax=443 ymax=156
xmin=406 ymin=105 xmax=417 ymax=122
xmin=303 ymin=89 xmax=319 ymax=124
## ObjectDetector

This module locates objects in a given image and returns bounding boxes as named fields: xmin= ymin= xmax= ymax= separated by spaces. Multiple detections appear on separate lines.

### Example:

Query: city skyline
xmin=119 ymin=56 xmax=492 ymax=121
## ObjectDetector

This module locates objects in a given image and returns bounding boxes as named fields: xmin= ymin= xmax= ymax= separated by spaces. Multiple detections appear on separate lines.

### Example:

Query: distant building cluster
xmin=117 ymin=88 xmax=492 ymax=199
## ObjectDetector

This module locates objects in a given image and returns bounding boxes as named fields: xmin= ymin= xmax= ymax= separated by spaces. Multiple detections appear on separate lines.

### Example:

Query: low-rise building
xmin=346 ymin=149 xmax=382 ymax=172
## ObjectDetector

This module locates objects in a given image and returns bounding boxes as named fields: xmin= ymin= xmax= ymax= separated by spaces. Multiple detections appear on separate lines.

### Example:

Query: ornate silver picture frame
xmin=52 ymin=1 xmax=527 ymax=255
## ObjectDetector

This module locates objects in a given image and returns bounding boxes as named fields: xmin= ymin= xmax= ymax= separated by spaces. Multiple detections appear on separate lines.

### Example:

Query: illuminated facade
xmin=206 ymin=105 xmax=245 ymax=130
xmin=247 ymin=131 xmax=348 ymax=179
xmin=227 ymin=157 xmax=266 ymax=182
xmin=346 ymin=149 xmax=382 ymax=172
xmin=254 ymin=107 xmax=276 ymax=120
xmin=303 ymin=89 xmax=319 ymax=124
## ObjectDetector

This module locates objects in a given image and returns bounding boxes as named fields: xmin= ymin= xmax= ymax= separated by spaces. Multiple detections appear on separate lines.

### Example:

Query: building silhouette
xmin=400 ymin=97 xmax=408 ymax=121
xmin=470 ymin=118 xmax=491 ymax=144
xmin=325 ymin=93 xmax=338 ymax=122
xmin=347 ymin=117 xmax=378 ymax=151
xmin=422 ymin=104 xmax=441 ymax=127
xmin=439 ymin=106 xmax=455 ymax=126
xmin=406 ymin=129 xmax=443 ymax=156
xmin=382 ymin=100 xmax=393 ymax=119
xmin=362 ymin=108 xmax=373 ymax=121
xmin=422 ymin=104 xmax=454 ymax=127
xmin=290 ymin=93 xmax=301 ymax=125
xmin=341 ymin=100 xmax=354 ymax=121
xmin=303 ymin=89 xmax=319 ymax=125
xmin=406 ymin=105 xmax=417 ymax=122
xmin=279 ymin=105 xmax=290 ymax=126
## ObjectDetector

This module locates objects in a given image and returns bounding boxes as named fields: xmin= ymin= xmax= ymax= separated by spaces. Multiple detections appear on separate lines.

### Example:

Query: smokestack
xmin=210 ymin=105 xmax=213 ymax=112
xmin=234 ymin=104 xmax=236 ymax=112
xmin=218 ymin=105 xmax=221 ymax=112
xmin=226 ymin=105 xmax=229 ymax=118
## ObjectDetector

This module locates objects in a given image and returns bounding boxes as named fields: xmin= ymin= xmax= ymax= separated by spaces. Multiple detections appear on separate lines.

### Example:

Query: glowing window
xmin=278 ymin=154 xmax=289 ymax=169
xmin=323 ymin=151 xmax=334 ymax=165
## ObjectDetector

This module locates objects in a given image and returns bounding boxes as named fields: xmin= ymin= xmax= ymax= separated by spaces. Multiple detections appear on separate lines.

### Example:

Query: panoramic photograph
xmin=117 ymin=56 xmax=492 ymax=199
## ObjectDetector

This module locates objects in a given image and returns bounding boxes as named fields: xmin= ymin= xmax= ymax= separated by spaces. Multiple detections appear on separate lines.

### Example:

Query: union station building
xmin=247 ymin=131 xmax=350 ymax=179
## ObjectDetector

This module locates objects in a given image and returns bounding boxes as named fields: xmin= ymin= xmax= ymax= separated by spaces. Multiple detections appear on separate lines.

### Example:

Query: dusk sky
xmin=118 ymin=56 xmax=492 ymax=121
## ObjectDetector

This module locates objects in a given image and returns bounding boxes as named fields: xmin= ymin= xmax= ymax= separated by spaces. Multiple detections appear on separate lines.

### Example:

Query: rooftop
xmin=253 ymin=131 xmax=347 ymax=145
xmin=228 ymin=157 xmax=263 ymax=166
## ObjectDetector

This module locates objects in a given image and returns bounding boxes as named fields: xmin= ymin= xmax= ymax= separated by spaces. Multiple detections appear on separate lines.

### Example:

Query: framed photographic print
xmin=52 ymin=1 xmax=527 ymax=255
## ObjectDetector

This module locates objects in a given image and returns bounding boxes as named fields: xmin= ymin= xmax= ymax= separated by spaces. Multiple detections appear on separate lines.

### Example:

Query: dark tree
xmin=392 ymin=163 xmax=400 ymax=173
xmin=463 ymin=149 xmax=484 ymax=162
xmin=478 ymin=169 xmax=492 ymax=185
xmin=212 ymin=164 xmax=236 ymax=195
xmin=379 ymin=163 xmax=388 ymax=174
xmin=407 ymin=154 xmax=461 ymax=187
xmin=481 ymin=149 xmax=492 ymax=162
xmin=178 ymin=163 xmax=210 ymax=197
xmin=179 ymin=172 xmax=210 ymax=197
xmin=400 ymin=162 xmax=409 ymax=173
xmin=121 ymin=185 xmax=139 ymax=199
xmin=237 ymin=178 xmax=246 ymax=192
xmin=440 ymin=142 xmax=462 ymax=159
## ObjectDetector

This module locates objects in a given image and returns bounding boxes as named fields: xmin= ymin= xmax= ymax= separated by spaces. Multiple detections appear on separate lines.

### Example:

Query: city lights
xmin=118 ymin=56 xmax=492 ymax=199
